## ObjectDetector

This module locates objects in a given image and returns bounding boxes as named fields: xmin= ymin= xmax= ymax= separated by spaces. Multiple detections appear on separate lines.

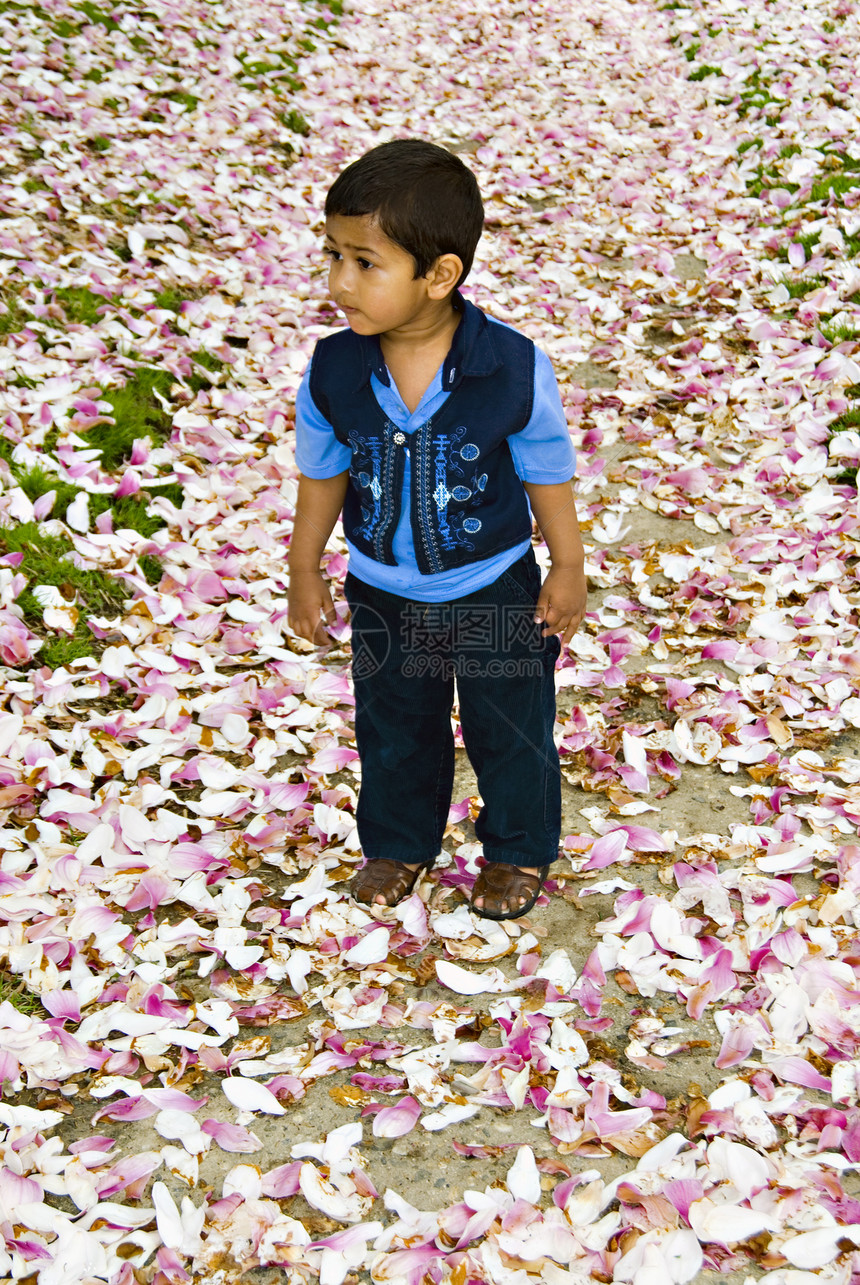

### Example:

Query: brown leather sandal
xmin=350 ymin=857 xmax=434 ymax=908
xmin=470 ymin=862 xmax=548 ymax=921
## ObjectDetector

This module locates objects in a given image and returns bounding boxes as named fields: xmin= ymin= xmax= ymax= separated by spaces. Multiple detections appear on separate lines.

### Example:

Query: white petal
xmin=782 ymin=1226 xmax=860 ymax=1269
xmin=161 ymin=1144 xmax=199 ymax=1187
xmin=688 ymin=1198 xmax=776 ymax=1244
xmin=224 ymin=945 xmax=264 ymax=969
xmin=421 ymin=1103 xmax=479 ymax=1131
xmin=190 ymin=790 xmax=251 ymax=817
xmin=152 ymin=1181 xmax=183 ymax=1246
xmin=222 ymin=1078 xmax=285 ymax=1115
xmin=435 ymin=959 xmax=518 ymax=995
xmin=506 ymin=1146 xmax=541 ymax=1204
xmin=65 ymin=492 xmax=90 ymax=532
xmin=536 ymin=949 xmax=578 ymax=993
xmin=299 ymin=1163 xmax=363 ymax=1223
xmin=343 ymin=927 xmax=390 ymax=967
xmin=222 ymin=1164 xmax=263 ymax=1201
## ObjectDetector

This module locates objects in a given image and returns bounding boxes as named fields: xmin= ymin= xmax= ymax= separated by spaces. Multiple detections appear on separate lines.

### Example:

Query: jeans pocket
xmin=500 ymin=551 xmax=540 ymax=607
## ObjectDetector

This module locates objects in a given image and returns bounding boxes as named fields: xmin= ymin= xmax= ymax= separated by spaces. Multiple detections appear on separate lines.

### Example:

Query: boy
xmin=287 ymin=139 xmax=586 ymax=920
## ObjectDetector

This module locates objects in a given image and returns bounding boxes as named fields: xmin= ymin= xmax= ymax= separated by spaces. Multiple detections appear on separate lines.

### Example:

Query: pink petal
xmin=715 ymin=1024 xmax=756 ymax=1069
xmin=372 ymin=1095 xmax=422 ymax=1138
xmin=584 ymin=830 xmax=629 ymax=870
xmin=260 ymin=1161 xmax=302 ymax=1198
xmin=769 ymin=1056 xmax=832 ymax=1093
xmin=201 ymin=1120 xmax=262 ymax=1153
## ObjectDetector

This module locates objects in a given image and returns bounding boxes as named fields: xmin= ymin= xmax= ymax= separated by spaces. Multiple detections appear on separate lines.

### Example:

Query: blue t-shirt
xmin=295 ymin=342 xmax=575 ymax=603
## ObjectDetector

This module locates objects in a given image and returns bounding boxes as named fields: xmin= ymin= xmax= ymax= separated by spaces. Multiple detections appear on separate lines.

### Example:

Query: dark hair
xmin=324 ymin=139 xmax=484 ymax=288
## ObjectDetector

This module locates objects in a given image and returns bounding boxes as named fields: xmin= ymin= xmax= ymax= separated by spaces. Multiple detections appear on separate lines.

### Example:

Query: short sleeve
xmin=507 ymin=347 xmax=576 ymax=484
xmin=294 ymin=364 xmax=352 ymax=478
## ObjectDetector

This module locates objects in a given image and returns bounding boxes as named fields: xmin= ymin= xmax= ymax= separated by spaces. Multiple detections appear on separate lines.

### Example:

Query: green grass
xmin=299 ymin=0 xmax=342 ymax=26
xmin=277 ymin=108 xmax=311 ymax=135
xmin=240 ymin=58 xmax=281 ymax=77
xmin=12 ymin=466 xmax=178 ymax=537
xmin=74 ymin=1 xmax=119 ymax=30
xmin=747 ymin=163 xmax=797 ymax=199
xmin=775 ymin=230 xmax=820 ymax=262
xmin=779 ymin=274 xmax=827 ymax=298
xmin=2 ymin=447 xmax=172 ymax=668
xmin=87 ymin=368 xmax=175 ymax=467
xmin=820 ymin=320 xmax=860 ymax=345
xmin=737 ymin=68 xmax=787 ymax=122
xmin=53 ymin=286 xmax=108 ymax=325
xmin=93 ymin=492 xmax=167 ymax=538
xmin=689 ymin=65 xmax=723 ymax=81
xmin=0 ymin=288 xmax=31 ymax=336
xmin=830 ymin=398 xmax=860 ymax=487
xmin=0 ymin=971 xmax=45 ymax=1019
xmin=51 ymin=16 xmax=80 ymax=37
xmin=139 ymin=553 xmax=164 ymax=585
xmin=144 ymin=480 xmax=184 ymax=509
xmin=108 ymin=238 xmax=133 ymax=262
xmin=1 ymin=523 xmax=126 ymax=611
xmin=163 ymin=90 xmax=199 ymax=112
xmin=1 ymin=521 xmax=127 ymax=668
xmin=14 ymin=465 xmax=80 ymax=515
xmin=809 ymin=169 xmax=860 ymax=204
xmin=830 ymin=406 xmax=860 ymax=433
xmin=152 ymin=288 xmax=187 ymax=311
xmin=187 ymin=348 xmax=227 ymax=391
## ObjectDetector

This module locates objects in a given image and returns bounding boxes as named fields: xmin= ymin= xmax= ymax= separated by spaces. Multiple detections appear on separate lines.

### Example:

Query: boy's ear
xmin=425 ymin=253 xmax=463 ymax=299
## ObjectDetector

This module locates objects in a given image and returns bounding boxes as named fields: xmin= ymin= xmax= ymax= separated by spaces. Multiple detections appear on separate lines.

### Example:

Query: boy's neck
xmin=379 ymin=298 xmax=461 ymax=416
xmin=379 ymin=296 xmax=460 ymax=363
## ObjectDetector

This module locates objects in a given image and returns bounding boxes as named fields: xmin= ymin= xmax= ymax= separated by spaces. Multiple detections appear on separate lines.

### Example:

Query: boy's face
xmin=324 ymin=214 xmax=442 ymax=337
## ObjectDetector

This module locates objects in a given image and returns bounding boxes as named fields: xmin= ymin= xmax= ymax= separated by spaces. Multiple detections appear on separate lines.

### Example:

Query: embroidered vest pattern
xmin=309 ymin=300 xmax=536 ymax=575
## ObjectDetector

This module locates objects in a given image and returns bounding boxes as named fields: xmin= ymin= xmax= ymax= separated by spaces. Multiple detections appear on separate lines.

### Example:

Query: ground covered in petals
xmin=1 ymin=0 xmax=860 ymax=1282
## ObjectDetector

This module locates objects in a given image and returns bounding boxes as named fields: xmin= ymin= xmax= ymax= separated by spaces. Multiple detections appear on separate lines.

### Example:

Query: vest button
xmin=392 ymin=431 xmax=406 ymax=446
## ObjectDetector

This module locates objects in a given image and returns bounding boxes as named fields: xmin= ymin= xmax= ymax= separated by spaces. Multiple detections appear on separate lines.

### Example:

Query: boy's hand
xmin=288 ymin=569 xmax=337 ymax=645
xmin=534 ymin=565 xmax=587 ymax=645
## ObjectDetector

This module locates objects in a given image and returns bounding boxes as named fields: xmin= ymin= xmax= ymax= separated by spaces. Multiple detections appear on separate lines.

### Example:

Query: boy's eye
xmin=324 ymin=247 xmax=341 ymax=261
xmin=357 ymin=258 xmax=373 ymax=271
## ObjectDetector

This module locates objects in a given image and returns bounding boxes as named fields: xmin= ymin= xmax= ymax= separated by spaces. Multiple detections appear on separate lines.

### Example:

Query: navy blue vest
xmin=308 ymin=297 xmax=535 ymax=575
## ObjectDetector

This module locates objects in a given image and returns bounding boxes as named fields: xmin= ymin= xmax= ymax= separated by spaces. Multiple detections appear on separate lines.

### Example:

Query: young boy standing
xmin=288 ymin=140 xmax=586 ymax=920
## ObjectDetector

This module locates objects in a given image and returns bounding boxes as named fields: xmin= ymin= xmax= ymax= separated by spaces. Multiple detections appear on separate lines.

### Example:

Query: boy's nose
xmin=329 ymin=262 xmax=353 ymax=300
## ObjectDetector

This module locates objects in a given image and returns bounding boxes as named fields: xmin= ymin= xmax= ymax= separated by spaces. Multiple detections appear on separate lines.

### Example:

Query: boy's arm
xmin=288 ymin=471 xmax=349 ymax=644
xmin=523 ymin=478 xmax=587 ymax=644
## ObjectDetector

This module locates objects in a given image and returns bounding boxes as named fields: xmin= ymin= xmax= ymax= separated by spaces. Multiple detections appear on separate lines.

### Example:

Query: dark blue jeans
xmin=344 ymin=548 xmax=561 ymax=869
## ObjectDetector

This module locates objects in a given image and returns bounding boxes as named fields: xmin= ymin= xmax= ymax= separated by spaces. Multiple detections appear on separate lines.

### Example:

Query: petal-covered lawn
xmin=1 ymin=0 xmax=860 ymax=1281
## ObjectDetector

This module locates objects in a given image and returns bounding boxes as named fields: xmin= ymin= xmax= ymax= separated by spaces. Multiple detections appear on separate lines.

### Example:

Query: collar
xmin=351 ymin=293 xmax=502 ymax=393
